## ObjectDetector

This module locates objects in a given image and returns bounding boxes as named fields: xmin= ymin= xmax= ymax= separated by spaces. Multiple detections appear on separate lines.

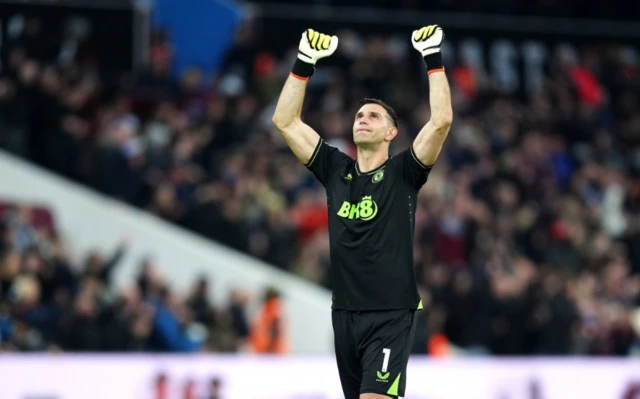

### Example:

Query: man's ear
xmin=386 ymin=126 xmax=398 ymax=142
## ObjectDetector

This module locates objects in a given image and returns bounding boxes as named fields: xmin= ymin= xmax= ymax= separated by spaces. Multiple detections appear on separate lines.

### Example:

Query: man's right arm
xmin=272 ymin=29 xmax=338 ymax=165
xmin=271 ymin=74 xmax=320 ymax=165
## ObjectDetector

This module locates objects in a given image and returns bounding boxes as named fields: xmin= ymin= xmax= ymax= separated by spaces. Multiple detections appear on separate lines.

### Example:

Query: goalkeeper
xmin=272 ymin=25 xmax=453 ymax=399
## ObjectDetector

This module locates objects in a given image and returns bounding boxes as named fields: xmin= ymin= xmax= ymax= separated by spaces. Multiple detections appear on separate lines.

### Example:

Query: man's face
xmin=353 ymin=103 xmax=397 ymax=147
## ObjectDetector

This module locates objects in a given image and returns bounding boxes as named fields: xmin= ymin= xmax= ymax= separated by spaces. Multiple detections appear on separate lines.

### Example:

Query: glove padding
xmin=298 ymin=29 xmax=338 ymax=65
xmin=411 ymin=25 xmax=444 ymax=57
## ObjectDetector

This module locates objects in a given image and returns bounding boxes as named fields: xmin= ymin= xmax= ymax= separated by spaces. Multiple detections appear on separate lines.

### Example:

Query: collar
xmin=355 ymin=158 xmax=389 ymax=176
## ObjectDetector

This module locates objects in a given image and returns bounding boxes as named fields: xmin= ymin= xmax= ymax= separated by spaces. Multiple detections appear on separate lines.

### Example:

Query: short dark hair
xmin=358 ymin=98 xmax=399 ymax=128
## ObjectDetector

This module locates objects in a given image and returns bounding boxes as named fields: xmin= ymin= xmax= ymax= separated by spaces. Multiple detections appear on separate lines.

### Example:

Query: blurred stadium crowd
xmin=247 ymin=0 xmax=640 ymax=19
xmin=0 ymin=202 xmax=255 ymax=353
xmin=1 ymin=14 xmax=639 ymax=356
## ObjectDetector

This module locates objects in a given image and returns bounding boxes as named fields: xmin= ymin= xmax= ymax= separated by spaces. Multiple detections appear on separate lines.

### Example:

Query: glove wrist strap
xmin=291 ymin=59 xmax=315 ymax=81
xmin=423 ymin=52 xmax=444 ymax=74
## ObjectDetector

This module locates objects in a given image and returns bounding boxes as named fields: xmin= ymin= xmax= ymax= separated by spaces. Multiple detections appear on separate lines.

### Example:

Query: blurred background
xmin=0 ymin=0 xmax=639 ymax=397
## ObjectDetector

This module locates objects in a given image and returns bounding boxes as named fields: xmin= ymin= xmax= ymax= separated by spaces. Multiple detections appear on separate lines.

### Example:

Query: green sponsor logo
xmin=337 ymin=196 xmax=378 ymax=221
xmin=376 ymin=371 xmax=390 ymax=382
xmin=345 ymin=173 xmax=352 ymax=181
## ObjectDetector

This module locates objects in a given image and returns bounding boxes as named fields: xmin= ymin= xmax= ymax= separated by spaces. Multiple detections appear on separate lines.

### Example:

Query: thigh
xmin=358 ymin=310 xmax=417 ymax=398
xmin=332 ymin=310 xmax=361 ymax=399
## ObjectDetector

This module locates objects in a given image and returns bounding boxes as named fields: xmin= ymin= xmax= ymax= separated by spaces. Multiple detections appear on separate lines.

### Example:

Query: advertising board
xmin=0 ymin=355 xmax=638 ymax=399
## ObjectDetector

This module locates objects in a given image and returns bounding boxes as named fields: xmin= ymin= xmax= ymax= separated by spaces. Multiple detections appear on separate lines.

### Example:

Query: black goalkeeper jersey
xmin=305 ymin=138 xmax=432 ymax=311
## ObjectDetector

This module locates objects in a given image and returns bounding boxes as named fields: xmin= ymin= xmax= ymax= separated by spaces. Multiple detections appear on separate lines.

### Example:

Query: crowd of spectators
xmin=245 ymin=0 xmax=640 ymax=20
xmin=0 ymin=202 xmax=252 ymax=352
xmin=1 ymin=13 xmax=639 ymax=356
xmin=248 ymin=0 xmax=640 ymax=19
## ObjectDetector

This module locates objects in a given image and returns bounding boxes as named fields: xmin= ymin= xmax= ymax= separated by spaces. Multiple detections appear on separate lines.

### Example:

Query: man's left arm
xmin=411 ymin=25 xmax=453 ymax=167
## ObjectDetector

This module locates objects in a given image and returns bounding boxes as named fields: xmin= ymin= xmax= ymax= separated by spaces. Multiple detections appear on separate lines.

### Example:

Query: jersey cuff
xmin=409 ymin=145 xmax=433 ymax=170
xmin=305 ymin=138 xmax=323 ymax=168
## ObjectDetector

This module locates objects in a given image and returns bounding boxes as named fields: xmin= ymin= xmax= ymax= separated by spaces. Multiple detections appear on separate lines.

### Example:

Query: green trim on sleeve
xmin=409 ymin=145 xmax=433 ymax=170
xmin=305 ymin=138 xmax=323 ymax=167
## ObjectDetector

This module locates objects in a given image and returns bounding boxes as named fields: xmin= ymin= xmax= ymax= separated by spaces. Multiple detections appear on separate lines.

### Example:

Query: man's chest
xmin=327 ymin=167 xmax=399 ymax=223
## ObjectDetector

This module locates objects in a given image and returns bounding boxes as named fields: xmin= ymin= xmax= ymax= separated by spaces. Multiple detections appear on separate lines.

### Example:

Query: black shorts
xmin=332 ymin=309 xmax=417 ymax=399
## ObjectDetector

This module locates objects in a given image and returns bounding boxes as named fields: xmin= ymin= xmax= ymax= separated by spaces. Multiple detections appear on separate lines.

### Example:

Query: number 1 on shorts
xmin=382 ymin=348 xmax=391 ymax=372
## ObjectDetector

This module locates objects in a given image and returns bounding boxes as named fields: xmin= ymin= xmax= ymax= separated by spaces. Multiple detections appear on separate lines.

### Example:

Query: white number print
xmin=382 ymin=348 xmax=391 ymax=372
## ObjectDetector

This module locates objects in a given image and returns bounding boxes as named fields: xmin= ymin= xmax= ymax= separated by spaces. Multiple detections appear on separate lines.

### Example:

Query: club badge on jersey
xmin=372 ymin=170 xmax=385 ymax=184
